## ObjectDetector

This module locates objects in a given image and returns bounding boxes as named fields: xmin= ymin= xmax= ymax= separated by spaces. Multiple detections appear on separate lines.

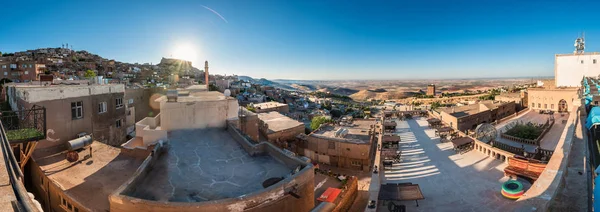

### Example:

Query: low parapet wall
xmin=332 ymin=176 xmax=358 ymax=212
xmin=110 ymin=126 xmax=315 ymax=212
xmin=513 ymin=106 xmax=580 ymax=211
xmin=500 ymin=119 xmax=554 ymax=146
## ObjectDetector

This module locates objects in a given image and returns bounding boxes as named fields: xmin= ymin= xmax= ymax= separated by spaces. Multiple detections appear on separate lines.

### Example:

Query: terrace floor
xmin=126 ymin=129 xmax=293 ymax=202
xmin=495 ymin=110 xmax=569 ymax=152
xmin=381 ymin=117 xmax=530 ymax=211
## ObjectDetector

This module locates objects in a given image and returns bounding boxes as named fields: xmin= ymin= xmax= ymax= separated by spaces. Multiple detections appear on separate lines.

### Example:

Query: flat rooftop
xmin=35 ymin=142 xmax=145 ymax=211
xmin=257 ymin=112 xmax=304 ymax=133
xmin=156 ymin=91 xmax=235 ymax=102
xmin=311 ymin=119 xmax=373 ymax=144
xmin=254 ymin=102 xmax=288 ymax=109
xmin=440 ymin=101 xmax=505 ymax=118
xmin=6 ymin=82 xmax=124 ymax=103
xmin=126 ymin=129 xmax=293 ymax=202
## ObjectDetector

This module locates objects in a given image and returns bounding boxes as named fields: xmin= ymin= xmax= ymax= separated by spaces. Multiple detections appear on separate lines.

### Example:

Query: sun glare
xmin=172 ymin=44 xmax=197 ymax=62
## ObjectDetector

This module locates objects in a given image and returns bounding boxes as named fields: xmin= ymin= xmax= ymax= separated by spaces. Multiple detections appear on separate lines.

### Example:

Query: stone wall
xmin=124 ymin=87 xmax=164 ymax=123
xmin=500 ymin=119 xmax=555 ymax=146
xmin=110 ymin=126 xmax=315 ymax=212
xmin=332 ymin=176 xmax=358 ymax=212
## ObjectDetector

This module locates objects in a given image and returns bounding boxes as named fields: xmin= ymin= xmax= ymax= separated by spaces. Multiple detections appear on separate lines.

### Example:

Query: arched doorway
xmin=558 ymin=99 xmax=568 ymax=112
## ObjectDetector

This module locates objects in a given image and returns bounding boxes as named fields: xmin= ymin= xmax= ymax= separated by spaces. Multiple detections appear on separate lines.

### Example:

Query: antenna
xmin=574 ymin=32 xmax=585 ymax=54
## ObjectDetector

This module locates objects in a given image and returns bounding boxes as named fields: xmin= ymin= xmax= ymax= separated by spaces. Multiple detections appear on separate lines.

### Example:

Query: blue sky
xmin=2 ymin=0 xmax=600 ymax=80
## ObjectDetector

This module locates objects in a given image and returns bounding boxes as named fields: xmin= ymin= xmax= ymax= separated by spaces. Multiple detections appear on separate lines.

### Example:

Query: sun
xmin=172 ymin=44 xmax=197 ymax=62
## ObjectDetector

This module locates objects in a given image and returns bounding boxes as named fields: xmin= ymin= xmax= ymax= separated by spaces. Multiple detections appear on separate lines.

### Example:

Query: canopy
xmin=585 ymin=95 xmax=592 ymax=106
xmin=378 ymin=184 xmax=425 ymax=201
xmin=586 ymin=107 xmax=600 ymax=129
xmin=317 ymin=187 xmax=342 ymax=203
xmin=438 ymin=127 xmax=454 ymax=133
xmin=451 ymin=137 xmax=474 ymax=147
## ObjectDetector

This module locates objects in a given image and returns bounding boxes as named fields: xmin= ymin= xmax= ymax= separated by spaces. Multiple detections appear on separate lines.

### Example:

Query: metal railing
xmin=1 ymin=105 xmax=46 ymax=143
xmin=0 ymin=119 xmax=39 ymax=211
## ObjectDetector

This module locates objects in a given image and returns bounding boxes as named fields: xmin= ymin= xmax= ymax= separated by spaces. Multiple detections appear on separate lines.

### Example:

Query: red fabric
xmin=317 ymin=187 xmax=342 ymax=203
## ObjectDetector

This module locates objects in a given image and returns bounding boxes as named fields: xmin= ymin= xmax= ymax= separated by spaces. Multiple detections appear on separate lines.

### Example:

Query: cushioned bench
xmin=504 ymin=157 xmax=546 ymax=182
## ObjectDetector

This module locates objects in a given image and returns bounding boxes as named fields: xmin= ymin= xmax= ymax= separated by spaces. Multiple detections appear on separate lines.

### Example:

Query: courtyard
xmin=495 ymin=110 xmax=569 ymax=152
xmin=381 ymin=117 xmax=529 ymax=211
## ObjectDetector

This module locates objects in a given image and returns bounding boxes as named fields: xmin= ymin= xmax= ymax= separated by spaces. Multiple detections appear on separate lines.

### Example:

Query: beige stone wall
xmin=255 ymin=105 xmax=289 ymax=114
xmin=239 ymin=108 xmax=260 ymax=142
xmin=304 ymin=135 xmax=372 ymax=171
xmin=528 ymin=88 xmax=578 ymax=112
xmin=441 ymin=102 xmax=516 ymax=132
xmin=159 ymin=98 xmax=238 ymax=130
xmin=28 ymin=159 xmax=88 ymax=212
xmin=124 ymin=88 xmax=164 ymax=123
xmin=17 ymin=93 xmax=126 ymax=149
xmin=110 ymin=127 xmax=315 ymax=212
xmin=263 ymin=125 xmax=305 ymax=143
xmin=332 ymin=177 xmax=358 ymax=212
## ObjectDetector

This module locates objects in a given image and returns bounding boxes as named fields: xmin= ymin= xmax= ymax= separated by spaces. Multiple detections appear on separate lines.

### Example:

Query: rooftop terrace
xmin=440 ymin=101 xmax=505 ymax=118
xmin=126 ymin=129 xmax=294 ymax=202
xmin=35 ymin=142 xmax=145 ymax=211
xmin=254 ymin=102 xmax=288 ymax=109
xmin=310 ymin=119 xmax=374 ymax=144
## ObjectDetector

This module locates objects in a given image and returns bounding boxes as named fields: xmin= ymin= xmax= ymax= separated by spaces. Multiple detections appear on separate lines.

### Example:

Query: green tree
xmin=245 ymin=105 xmax=256 ymax=112
xmin=209 ymin=83 xmax=219 ymax=91
xmin=84 ymin=70 xmax=96 ymax=79
xmin=431 ymin=101 xmax=442 ymax=110
xmin=311 ymin=116 xmax=332 ymax=131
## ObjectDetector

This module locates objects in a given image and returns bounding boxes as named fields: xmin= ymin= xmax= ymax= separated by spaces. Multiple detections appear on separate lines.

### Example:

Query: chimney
xmin=205 ymin=60 xmax=209 ymax=88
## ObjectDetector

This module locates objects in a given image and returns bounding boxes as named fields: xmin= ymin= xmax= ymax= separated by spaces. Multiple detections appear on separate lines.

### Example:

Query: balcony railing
xmin=0 ymin=119 xmax=40 ymax=211
xmin=1 ymin=105 xmax=46 ymax=143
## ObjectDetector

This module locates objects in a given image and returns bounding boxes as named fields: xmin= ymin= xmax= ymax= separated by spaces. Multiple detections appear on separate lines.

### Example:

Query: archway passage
xmin=558 ymin=99 xmax=568 ymax=112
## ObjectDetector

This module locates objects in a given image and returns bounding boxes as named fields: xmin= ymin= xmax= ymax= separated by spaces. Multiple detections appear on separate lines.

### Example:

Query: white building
xmin=555 ymin=52 xmax=600 ymax=87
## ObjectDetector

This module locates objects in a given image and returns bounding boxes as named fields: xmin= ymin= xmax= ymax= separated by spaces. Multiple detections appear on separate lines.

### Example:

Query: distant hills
xmin=238 ymin=76 xmax=296 ymax=90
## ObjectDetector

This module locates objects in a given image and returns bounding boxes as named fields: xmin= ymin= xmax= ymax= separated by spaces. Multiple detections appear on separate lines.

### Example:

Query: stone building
xmin=254 ymin=102 xmax=289 ymax=114
xmin=495 ymin=90 xmax=528 ymax=111
xmin=4 ymin=82 xmax=127 ymax=149
xmin=116 ymin=89 xmax=314 ymax=212
xmin=257 ymin=111 xmax=305 ymax=147
xmin=298 ymin=119 xmax=376 ymax=171
xmin=555 ymin=52 xmax=600 ymax=87
xmin=437 ymin=101 xmax=516 ymax=132
xmin=27 ymin=142 xmax=147 ymax=212
xmin=528 ymin=87 xmax=578 ymax=112
xmin=0 ymin=61 xmax=46 ymax=82
xmin=427 ymin=84 xmax=436 ymax=96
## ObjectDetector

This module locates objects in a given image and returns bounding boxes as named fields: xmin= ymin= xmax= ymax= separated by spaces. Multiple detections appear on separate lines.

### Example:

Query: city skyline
xmin=2 ymin=0 xmax=600 ymax=80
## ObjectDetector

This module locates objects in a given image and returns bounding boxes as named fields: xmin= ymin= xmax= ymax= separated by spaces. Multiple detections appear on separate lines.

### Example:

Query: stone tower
xmin=204 ymin=60 xmax=209 ymax=87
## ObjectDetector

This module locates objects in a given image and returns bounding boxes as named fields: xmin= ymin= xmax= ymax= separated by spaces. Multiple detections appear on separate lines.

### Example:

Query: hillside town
xmin=0 ymin=35 xmax=594 ymax=212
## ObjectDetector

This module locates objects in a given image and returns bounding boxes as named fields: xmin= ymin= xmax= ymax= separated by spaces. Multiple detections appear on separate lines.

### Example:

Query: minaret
xmin=204 ymin=60 xmax=209 ymax=87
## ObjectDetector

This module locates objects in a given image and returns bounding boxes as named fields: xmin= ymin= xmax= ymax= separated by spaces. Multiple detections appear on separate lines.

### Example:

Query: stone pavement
xmin=381 ymin=117 xmax=527 ymax=212
xmin=548 ymin=113 xmax=588 ymax=212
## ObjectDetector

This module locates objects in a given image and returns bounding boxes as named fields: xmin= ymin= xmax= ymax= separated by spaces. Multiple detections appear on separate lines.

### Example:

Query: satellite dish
xmin=224 ymin=89 xmax=231 ymax=97
xmin=475 ymin=123 xmax=497 ymax=143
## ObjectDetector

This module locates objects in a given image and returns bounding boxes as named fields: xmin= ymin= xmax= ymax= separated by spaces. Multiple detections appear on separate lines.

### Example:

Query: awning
xmin=427 ymin=118 xmax=441 ymax=124
xmin=586 ymin=107 xmax=600 ymax=129
xmin=438 ymin=127 xmax=454 ymax=133
xmin=317 ymin=187 xmax=342 ymax=203
xmin=378 ymin=184 xmax=425 ymax=201
xmin=451 ymin=137 xmax=474 ymax=147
